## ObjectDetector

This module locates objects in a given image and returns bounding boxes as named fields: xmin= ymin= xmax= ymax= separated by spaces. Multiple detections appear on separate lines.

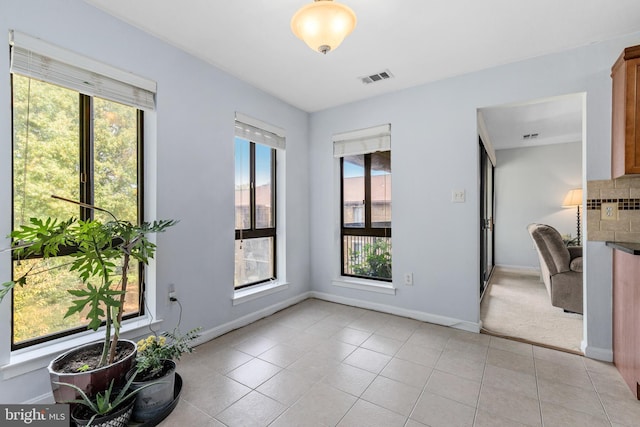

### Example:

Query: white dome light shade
xmin=291 ymin=0 xmax=357 ymax=54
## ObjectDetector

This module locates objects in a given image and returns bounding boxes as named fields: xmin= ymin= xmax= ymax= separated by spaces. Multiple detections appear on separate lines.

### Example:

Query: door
xmin=480 ymin=138 xmax=495 ymax=297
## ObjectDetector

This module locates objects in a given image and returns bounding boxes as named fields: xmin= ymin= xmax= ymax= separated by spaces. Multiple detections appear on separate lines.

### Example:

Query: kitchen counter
xmin=606 ymin=241 xmax=640 ymax=255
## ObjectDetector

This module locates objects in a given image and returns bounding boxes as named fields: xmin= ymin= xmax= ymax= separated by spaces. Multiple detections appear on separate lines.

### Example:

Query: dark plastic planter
xmin=71 ymin=396 xmax=135 ymax=427
xmin=129 ymin=360 xmax=176 ymax=422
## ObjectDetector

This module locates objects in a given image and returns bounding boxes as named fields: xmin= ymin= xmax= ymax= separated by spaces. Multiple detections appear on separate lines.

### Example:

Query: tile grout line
xmin=472 ymin=341 xmax=490 ymax=427
xmin=533 ymin=351 xmax=545 ymax=427
xmin=406 ymin=330 xmax=446 ymax=425
xmin=178 ymin=301 xmax=640 ymax=426
xmin=583 ymin=363 xmax=615 ymax=427
xmin=360 ymin=324 xmax=424 ymax=425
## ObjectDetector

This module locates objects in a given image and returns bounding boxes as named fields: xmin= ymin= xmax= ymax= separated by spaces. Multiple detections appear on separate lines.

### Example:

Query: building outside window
xmin=9 ymin=31 xmax=155 ymax=349
xmin=234 ymin=116 xmax=284 ymax=289
xmin=335 ymin=124 xmax=392 ymax=281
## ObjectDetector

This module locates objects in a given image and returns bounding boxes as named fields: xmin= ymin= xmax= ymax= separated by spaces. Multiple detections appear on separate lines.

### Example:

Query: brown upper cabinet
xmin=612 ymin=44 xmax=640 ymax=178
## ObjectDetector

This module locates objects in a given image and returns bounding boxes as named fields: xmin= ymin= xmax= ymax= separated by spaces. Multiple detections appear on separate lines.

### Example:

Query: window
xmin=9 ymin=31 xmax=155 ymax=349
xmin=234 ymin=116 xmax=285 ymax=289
xmin=335 ymin=125 xmax=392 ymax=281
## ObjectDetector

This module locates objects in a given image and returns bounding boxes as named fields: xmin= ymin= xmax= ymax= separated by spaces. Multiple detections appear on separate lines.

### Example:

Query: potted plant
xmin=129 ymin=327 xmax=200 ymax=422
xmin=55 ymin=367 xmax=164 ymax=427
xmin=0 ymin=195 xmax=177 ymax=402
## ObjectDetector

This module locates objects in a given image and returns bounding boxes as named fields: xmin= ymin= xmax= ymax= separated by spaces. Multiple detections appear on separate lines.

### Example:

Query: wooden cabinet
xmin=611 ymin=44 xmax=640 ymax=178
xmin=612 ymin=245 xmax=640 ymax=399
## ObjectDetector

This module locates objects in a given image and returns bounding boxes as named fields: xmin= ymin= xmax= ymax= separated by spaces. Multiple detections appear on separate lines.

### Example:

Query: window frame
xmin=234 ymin=139 xmax=277 ymax=289
xmin=9 ymin=75 xmax=146 ymax=350
xmin=340 ymin=151 xmax=392 ymax=282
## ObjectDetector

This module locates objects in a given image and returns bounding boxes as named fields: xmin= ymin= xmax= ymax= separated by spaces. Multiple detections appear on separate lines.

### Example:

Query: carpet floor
xmin=480 ymin=267 xmax=583 ymax=353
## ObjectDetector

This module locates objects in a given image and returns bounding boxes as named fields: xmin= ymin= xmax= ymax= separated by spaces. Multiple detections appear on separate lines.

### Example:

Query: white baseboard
xmin=26 ymin=290 xmax=479 ymax=403
xmin=583 ymin=344 xmax=613 ymax=362
xmin=193 ymin=291 xmax=312 ymax=347
xmin=16 ymin=292 xmax=312 ymax=404
xmin=310 ymin=291 xmax=481 ymax=333
xmin=194 ymin=290 xmax=481 ymax=350
xmin=495 ymin=264 xmax=540 ymax=274
xmin=24 ymin=392 xmax=54 ymax=404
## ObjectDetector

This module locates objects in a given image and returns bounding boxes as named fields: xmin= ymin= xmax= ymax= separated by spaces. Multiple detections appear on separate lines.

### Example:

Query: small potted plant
xmin=0 ymin=195 xmax=177 ymax=402
xmin=55 ymin=368 xmax=163 ymax=427
xmin=129 ymin=327 xmax=200 ymax=422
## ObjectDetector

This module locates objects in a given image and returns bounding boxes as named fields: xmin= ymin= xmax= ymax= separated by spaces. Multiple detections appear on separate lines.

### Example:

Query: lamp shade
xmin=291 ymin=0 xmax=357 ymax=54
xmin=562 ymin=188 xmax=583 ymax=207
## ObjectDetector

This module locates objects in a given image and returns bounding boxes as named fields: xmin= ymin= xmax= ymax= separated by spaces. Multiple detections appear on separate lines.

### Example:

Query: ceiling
xmin=82 ymin=0 xmax=640 ymax=114
xmin=480 ymin=93 xmax=584 ymax=151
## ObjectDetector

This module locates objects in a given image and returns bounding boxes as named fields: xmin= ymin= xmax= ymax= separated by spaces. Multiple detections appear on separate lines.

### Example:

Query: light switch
xmin=452 ymin=190 xmax=465 ymax=203
xmin=601 ymin=202 xmax=618 ymax=220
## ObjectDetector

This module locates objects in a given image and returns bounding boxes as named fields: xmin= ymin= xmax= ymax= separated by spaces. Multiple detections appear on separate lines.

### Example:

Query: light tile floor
xmin=159 ymin=299 xmax=640 ymax=426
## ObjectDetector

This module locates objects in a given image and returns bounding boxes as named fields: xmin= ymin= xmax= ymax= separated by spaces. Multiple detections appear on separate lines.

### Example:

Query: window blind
xmin=333 ymin=124 xmax=391 ymax=157
xmin=235 ymin=112 xmax=286 ymax=150
xmin=9 ymin=30 xmax=156 ymax=111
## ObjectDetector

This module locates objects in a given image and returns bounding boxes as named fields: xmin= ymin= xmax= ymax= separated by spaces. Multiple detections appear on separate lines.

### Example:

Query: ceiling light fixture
xmin=291 ymin=0 xmax=357 ymax=55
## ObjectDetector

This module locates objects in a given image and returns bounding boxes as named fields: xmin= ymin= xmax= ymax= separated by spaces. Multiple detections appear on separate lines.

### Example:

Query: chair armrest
xmin=570 ymin=257 xmax=583 ymax=273
xmin=568 ymin=246 xmax=582 ymax=260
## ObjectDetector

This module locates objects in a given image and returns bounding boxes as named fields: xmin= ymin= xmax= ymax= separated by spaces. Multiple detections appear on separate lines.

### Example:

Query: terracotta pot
xmin=129 ymin=359 xmax=176 ymax=422
xmin=48 ymin=339 xmax=137 ymax=403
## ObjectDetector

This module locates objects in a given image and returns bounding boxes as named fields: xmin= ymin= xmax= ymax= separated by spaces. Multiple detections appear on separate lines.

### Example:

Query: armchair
xmin=527 ymin=223 xmax=583 ymax=314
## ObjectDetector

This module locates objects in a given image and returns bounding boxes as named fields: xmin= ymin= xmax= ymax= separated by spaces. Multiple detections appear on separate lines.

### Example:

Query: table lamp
xmin=562 ymin=188 xmax=583 ymax=245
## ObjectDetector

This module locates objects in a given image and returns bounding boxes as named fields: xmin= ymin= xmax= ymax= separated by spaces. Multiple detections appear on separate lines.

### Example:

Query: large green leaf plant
xmin=1 ymin=196 xmax=177 ymax=368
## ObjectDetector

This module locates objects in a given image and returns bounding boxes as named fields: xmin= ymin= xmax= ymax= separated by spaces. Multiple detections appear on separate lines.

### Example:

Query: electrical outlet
xmin=168 ymin=284 xmax=177 ymax=303
xmin=404 ymin=273 xmax=413 ymax=286
xmin=601 ymin=202 xmax=618 ymax=221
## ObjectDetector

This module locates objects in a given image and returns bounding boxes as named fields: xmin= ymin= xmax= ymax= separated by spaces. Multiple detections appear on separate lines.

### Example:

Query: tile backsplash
xmin=587 ymin=177 xmax=640 ymax=243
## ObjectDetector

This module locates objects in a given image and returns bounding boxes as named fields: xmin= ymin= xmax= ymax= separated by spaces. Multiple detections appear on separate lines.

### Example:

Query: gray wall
xmin=0 ymin=0 xmax=311 ymax=403
xmin=494 ymin=142 xmax=583 ymax=269
xmin=308 ymin=32 xmax=640 ymax=364
xmin=1 ymin=0 xmax=638 ymax=403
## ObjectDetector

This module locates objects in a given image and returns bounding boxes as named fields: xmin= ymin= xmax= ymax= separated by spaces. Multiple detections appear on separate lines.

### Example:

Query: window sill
xmin=332 ymin=277 xmax=396 ymax=295
xmin=0 ymin=317 xmax=160 ymax=380
xmin=233 ymin=281 xmax=289 ymax=306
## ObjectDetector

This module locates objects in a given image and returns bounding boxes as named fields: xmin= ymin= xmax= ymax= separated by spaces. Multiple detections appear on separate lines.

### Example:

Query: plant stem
xmin=93 ymin=235 xmax=112 ymax=367
xmin=51 ymin=195 xmax=118 ymax=221
xmin=108 ymin=250 xmax=129 ymax=364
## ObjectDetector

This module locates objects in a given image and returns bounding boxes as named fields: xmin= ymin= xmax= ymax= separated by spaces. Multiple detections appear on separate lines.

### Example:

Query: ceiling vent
xmin=360 ymin=69 xmax=394 ymax=84
xmin=523 ymin=133 xmax=539 ymax=140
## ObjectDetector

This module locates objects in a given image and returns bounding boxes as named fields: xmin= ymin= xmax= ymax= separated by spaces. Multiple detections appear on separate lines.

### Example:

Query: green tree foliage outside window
xmin=349 ymin=238 xmax=392 ymax=279
xmin=11 ymin=74 xmax=141 ymax=345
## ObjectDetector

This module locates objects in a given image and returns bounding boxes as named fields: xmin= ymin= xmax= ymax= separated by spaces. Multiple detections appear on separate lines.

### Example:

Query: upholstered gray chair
xmin=527 ymin=223 xmax=583 ymax=314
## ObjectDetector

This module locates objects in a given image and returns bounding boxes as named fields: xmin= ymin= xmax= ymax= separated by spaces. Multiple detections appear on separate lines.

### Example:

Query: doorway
xmin=479 ymin=138 xmax=494 ymax=298
xmin=477 ymin=93 xmax=585 ymax=353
